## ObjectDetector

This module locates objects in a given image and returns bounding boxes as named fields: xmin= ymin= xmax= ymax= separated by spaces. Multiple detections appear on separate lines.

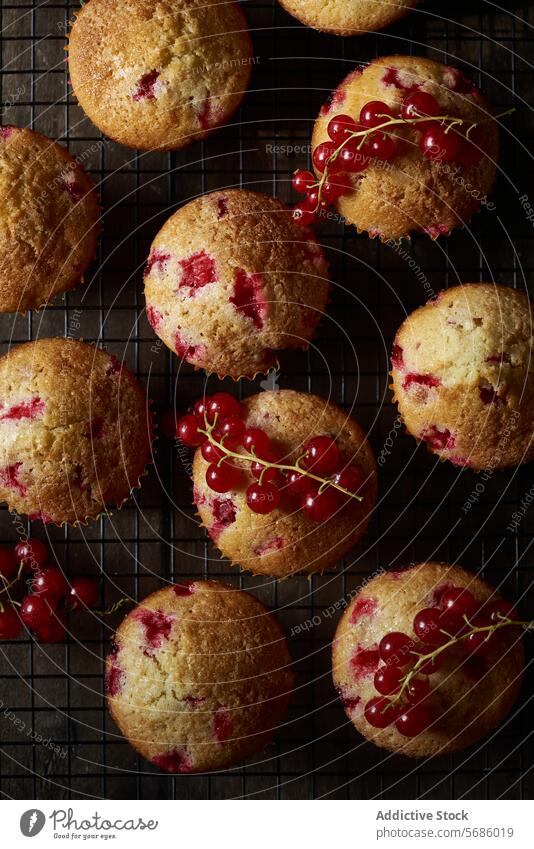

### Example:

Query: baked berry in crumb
xmin=0 ymin=338 xmax=151 ymax=525
xmin=277 ymin=0 xmax=419 ymax=36
xmin=106 ymin=580 xmax=293 ymax=772
xmin=191 ymin=390 xmax=377 ymax=578
xmin=333 ymin=561 xmax=524 ymax=757
xmin=144 ymin=190 xmax=330 ymax=378
xmin=309 ymin=55 xmax=498 ymax=240
xmin=391 ymin=283 xmax=534 ymax=470
xmin=68 ymin=0 xmax=252 ymax=151
xmin=0 ymin=127 xmax=99 ymax=313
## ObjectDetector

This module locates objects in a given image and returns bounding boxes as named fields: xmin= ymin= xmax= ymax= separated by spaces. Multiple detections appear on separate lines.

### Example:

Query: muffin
xmin=68 ymin=0 xmax=252 ymax=151
xmin=0 ymin=338 xmax=151 ymax=525
xmin=144 ymin=189 xmax=330 ymax=378
xmin=278 ymin=0 xmax=420 ymax=36
xmin=310 ymin=55 xmax=498 ymax=240
xmin=332 ymin=561 xmax=524 ymax=757
xmin=106 ymin=580 xmax=294 ymax=772
xmin=191 ymin=389 xmax=377 ymax=578
xmin=0 ymin=126 xmax=99 ymax=313
xmin=391 ymin=283 xmax=534 ymax=470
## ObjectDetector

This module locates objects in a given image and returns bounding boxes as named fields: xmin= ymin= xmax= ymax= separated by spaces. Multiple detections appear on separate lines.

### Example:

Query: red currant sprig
xmin=292 ymin=93 xmax=509 ymax=227
xmin=362 ymin=586 xmax=531 ymax=738
xmin=177 ymin=393 xmax=364 ymax=521
xmin=0 ymin=537 xmax=102 ymax=643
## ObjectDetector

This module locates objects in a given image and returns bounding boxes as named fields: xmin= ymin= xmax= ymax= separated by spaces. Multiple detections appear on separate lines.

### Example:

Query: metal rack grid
xmin=0 ymin=0 xmax=533 ymax=800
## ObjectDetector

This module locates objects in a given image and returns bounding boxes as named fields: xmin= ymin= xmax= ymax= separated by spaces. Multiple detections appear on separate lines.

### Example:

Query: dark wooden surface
xmin=0 ymin=0 xmax=533 ymax=800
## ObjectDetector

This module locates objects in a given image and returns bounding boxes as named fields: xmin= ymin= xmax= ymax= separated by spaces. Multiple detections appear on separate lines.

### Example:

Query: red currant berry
xmin=246 ymin=482 xmax=280 ymax=514
xmin=31 ymin=567 xmax=68 ymax=601
xmin=218 ymin=415 xmax=246 ymax=450
xmin=338 ymin=141 xmax=370 ymax=172
xmin=327 ymin=113 xmax=358 ymax=143
xmin=176 ymin=414 xmax=204 ymax=447
xmin=321 ymin=172 xmax=352 ymax=202
xmin=418 ymin=647 xmax=444 ymax=675
xmin=0 ymin=547 xmax=18 ymax=581
xmin=368 ymin=133 xmax=396 ymax=161
xmin=15 ymin=538 xmax=48 ymax=571
xmin=0 ymin=607 xmax=21 ymax=640
xmin=312 ymin=141 xmax=338 ymax=173
xmin=20 ymin=595 xmax=56 ymax=630
xmin=35 ymin=612 xmax=67 ymax=643
xmin=374 ymin=665 xmax=403 ymax=695
xmin=401 ymin=91 xmax=440 ymax=120
xmin=292 ymin=201 xmax=316 ymax=227
xmin=413 ymin=608 xmax=449 ymax=646
xmin=302 ymin=435 xmax=340 ymax=475
xmin=359 ymin=100 xmax=395 ymax=129
xmin=243 ymin=427 xmax=270 ymax=456
xmin=67 ymin=578 xmax=99 ymax=609
xmin=395 ymin=703 xmax=432 ymax=737
xmin=207 ymin=392 xmax=240 ymax=422
xmin=286 ymin=470 xmax=309 ymax=497
xmin=379 ymin=631 xmax=414 ymax=666
xmin=332 ymin=465 xmax=363 ymax=496
xmin=439 ymin=587 xmax=478 ymax=621
xmin=205 ymin=461 xmax=242 ymax=494
xmin=192 ymin=396 xmax=210 ymax=423
xmin=201 ymin=441 xmax=225 ymax=463
xmin=364 ymin=696 xmax=398 ymax=728
xmin=292 ymin=169 xmax=315 ymax=194
xmin=251 ymin=458 xmax=283 ymax=485
xmin=486 ymin=599 xmax=517 ymax=624
xmin=302 ymin=486 xmax=342 ymax=522
xmin=420 ymin=126 xmax=460 ymax=162
xmin=406 ymin=677 xmax=431 ymax=704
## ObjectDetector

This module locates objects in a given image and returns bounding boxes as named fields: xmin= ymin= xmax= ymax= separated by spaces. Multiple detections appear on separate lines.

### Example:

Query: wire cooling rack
xmin=0 ymin=0 xmax=533 ymax=800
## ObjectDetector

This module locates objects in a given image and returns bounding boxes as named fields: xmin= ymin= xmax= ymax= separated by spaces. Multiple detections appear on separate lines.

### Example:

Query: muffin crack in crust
xmin=107 ymin=581 xmax=294 ymax=772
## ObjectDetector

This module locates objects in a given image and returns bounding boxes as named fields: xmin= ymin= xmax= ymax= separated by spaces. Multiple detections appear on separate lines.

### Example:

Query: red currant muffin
xmin=144 ymin=189 xmax=330 ymax=378
xmin=333 ymin=561 xmax=524 ymax=757
xmin=278 ymin=0 xmax=420 ymax=36
xmin=391 ymin=283 xmax=534 ymax=470
xmin=106 ymin=580 xmax=294 ymax=772
xmin=0 ymin=338 xmax=151 ymax=525
xmin=68 ymin=0 xmax=252 ymax=151
xmin=186 ymin=389 xmax=377 ymax=579
xmin=0 ymin=126 xmax=99 ymax=313
xmin=307 ymin=55 xmax=498 ymax=240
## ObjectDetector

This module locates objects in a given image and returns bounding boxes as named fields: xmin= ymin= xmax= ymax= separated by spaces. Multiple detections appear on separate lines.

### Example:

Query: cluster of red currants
xmin=176 ymin=392 xmax=363 ymax=522
xmin=292 ymin=91 xmax=485 ymax=226
xmin=0 ymin=538 xmax=99 ymax=643
xmin=364 ymin=585 xmax=517 ymax=737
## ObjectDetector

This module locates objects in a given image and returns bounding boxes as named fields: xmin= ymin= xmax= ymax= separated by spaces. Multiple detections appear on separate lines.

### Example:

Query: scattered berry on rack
xmin=176 ymin=392 xmax=364 ymax=521
xmin=0 ymin=537 xmax=102 ymax=643
xmin=291 ymin=90 xmax=496 ymax=226
xmin=362 ymin=586 xmax=532 ymax=737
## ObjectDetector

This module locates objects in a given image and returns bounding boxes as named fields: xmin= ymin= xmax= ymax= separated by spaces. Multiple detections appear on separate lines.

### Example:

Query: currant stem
xmin=389 ymin=615 xmax=532 ymax=708
xmin=0 ymin=562 xmax=25 ymax=598
xmin=93 ymin=598 xmax=130 ymax=617
xmin=198 ymin=421 xmax=363 ymax=502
